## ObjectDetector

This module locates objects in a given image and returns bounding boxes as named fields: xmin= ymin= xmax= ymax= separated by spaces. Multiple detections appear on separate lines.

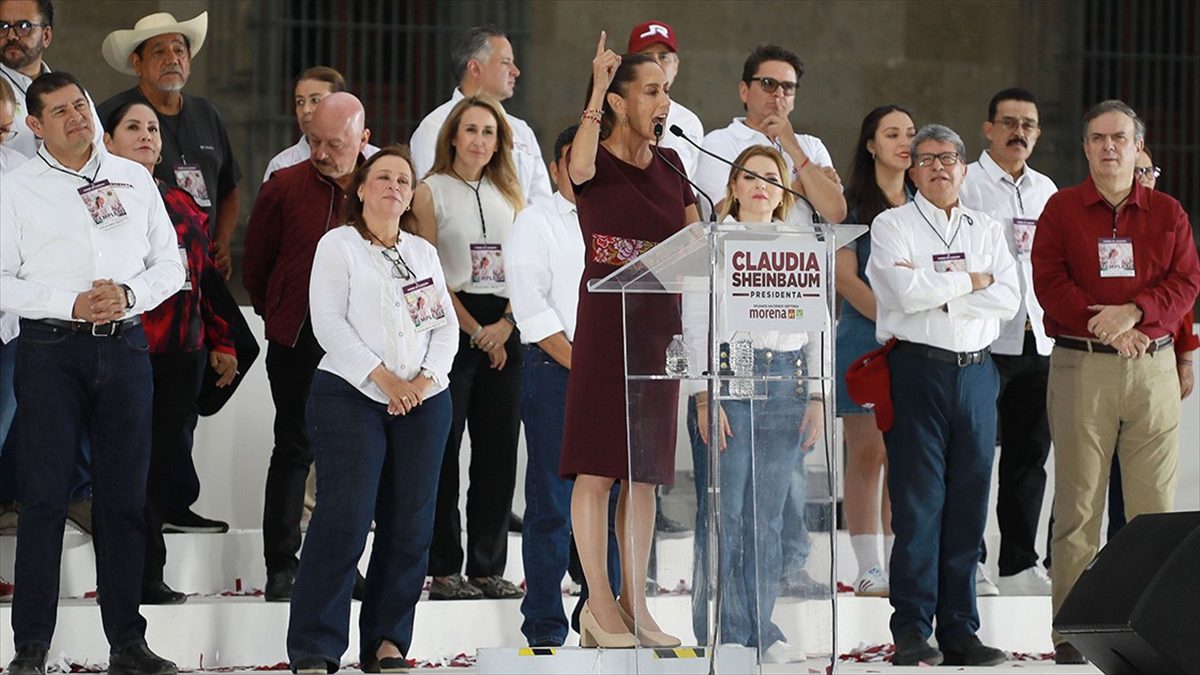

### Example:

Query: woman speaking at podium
xmin=559 ymin=32 xmax=699 ymax=649
xmin=683 ymin=145 xmax=824 ymax=664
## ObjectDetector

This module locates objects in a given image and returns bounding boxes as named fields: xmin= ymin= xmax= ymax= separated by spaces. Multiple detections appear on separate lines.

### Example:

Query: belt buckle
xmin=957 ymin=351 xmax=969 ymax=367
xmin=91 ymin=321 xmax=117 ymax=337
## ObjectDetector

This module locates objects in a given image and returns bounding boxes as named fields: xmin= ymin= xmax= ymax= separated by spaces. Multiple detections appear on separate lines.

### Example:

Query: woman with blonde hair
xmin=408 ymin=95 xmax=526 ymax=601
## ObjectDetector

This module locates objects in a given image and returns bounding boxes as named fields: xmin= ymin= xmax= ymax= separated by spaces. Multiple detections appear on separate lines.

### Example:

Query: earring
xmin=155 ymin=155 xmax=163 ymax=165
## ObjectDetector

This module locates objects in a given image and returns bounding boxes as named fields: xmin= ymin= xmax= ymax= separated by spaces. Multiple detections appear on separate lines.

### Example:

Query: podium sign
xmin=724 ymin=236 xmax=828 ymax=332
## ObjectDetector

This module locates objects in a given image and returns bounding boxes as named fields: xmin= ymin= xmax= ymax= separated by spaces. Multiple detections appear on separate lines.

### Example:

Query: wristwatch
xmin=120 ymin=284 xmax=136 ymax=310
xmin=419 ymin=368 xmax=440 ymax=388
xmin=503 ymin=312 xmax=517 ymax=327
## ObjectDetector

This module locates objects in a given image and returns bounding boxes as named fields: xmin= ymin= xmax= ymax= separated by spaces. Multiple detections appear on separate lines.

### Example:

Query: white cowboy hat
xmin=101 ymin=11 xmax=208 ymax=76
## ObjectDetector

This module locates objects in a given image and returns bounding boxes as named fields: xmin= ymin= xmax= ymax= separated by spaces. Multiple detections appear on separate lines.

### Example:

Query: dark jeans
xmin=980 ymin=331 xmax=1051 ymax=576
xmin=428 ymin=293 xmax=521 ymax=578
xmin=287 ymin=372 xmax=450 ymax=664
xmin=885 ymin=347 xmax=999 ymax=646
xmin=144 ymin=350 xmax=207 ymax=583
xmin=11 ymin=320 xmax=152 ymax=649
xmin=262 ymin=319 xmax=325 ymax=575
xmin=164 ymin=408 xmax=202 ymax=516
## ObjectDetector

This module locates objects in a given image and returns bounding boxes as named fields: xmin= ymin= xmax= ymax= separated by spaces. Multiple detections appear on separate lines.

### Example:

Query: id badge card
xmin=469 ymin=242 xmax=505 ymax=290
xmin=1098 ymin=238 xmax=1135 ymax=277
xmin=173 ymin=164 xmax=211 ymax=208
xmin=78 ymin=180 xmax=129 ymax=231
xmin=178 ymin=246 xmax=193 ymax=291
xmin=1012 ymin=218 xmax=1037 ymax=257
xmin=403 ymin=278 xmax=447 ymax=333
xmin=932 ymin=252 xmax=967 ymax=273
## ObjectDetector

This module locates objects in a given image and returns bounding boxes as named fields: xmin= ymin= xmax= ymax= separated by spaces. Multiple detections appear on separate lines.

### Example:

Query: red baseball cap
xmin=628 ymin=20 xmax=678 ymax=54
xmin=845 ymin=338 xmax=897 ymax=432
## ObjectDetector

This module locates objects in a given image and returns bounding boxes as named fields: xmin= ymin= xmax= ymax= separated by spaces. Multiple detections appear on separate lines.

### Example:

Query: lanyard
xmin=1107 ymin=193 xmax=1130 ymax=238
xmin=452 ymin=170 xmax=488 ymax=239
xmin=914 ymin=201 xmax=969 ymax=251
xmin=38 ymin=150 xmax=101 ymax=184
xmin=1 ymin=67 xmax=28 ymax=97
xmin=1000 ymin=178 xmax=1025 ymax=215
xmin=159 ymin=111 xmax=188 ymax=165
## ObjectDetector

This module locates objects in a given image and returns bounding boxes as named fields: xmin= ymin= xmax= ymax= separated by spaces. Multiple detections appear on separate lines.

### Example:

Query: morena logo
xmin=640 ymin=25 xmax=670 ymax=40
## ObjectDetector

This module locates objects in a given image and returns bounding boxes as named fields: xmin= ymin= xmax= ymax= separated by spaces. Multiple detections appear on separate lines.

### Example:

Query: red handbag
xmin=845 ymin=337 xmax=898 ymax=432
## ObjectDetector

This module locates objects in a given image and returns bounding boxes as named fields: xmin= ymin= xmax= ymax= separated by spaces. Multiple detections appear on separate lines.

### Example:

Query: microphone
xmin=668 ymin=124 xmax=824 ymax=225
xmin=654 ymin=124 xmax=717 ymax=222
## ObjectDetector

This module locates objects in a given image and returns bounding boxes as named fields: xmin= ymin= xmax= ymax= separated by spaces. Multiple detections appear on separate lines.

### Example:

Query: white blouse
xmin=309 ymin=225 xmax=459 ymax=404
xmin=423 ymin=172 xmax=517 ymax=296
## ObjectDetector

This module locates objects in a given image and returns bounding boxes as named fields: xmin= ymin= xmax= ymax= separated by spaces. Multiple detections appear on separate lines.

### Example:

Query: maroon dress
xmin=559 ymin=144 xmax=697 ymax=484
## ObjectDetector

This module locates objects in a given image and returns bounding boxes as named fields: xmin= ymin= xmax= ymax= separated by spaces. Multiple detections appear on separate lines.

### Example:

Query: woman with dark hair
xmin=408 ymin=96 xmax=526 ymax=601
xmin=102 ymin=99 xmax=238 ymax=605
xmin=835 ymin=104 xmax=915 ymax=597
xmin=287 ymin=146 xmax=457 ymax=673
xmin=562 ymin=33 xmax=699 ymax=648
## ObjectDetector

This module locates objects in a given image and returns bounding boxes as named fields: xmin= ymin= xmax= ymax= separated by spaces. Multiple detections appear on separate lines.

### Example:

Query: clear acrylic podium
xmin=586 ymin=220 xmax=867 ymax=674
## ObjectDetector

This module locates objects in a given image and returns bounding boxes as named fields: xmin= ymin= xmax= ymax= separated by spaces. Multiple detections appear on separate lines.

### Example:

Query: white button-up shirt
xmin=961 ymin=150 xmax=1058 ymax=356
xmin=659 ymin=100 xmax=704 ymax=179
xmin=695 ymin=117 xmax=834 ymax=224
xmin=261 ymin=136 xmax=381 ymax=183
xmin=309 ymin=226 xmax=459 ymax=403
xmin=867 ymin=192 xmax=1020 ymax=352
xmin=1 ymin=62 xmax=104 ymax=159
xmin=0 ymin=145 xmax=185 ymax=341
xmin=409 ymin=88 xmax=552 ymax=206
xmin=507 ymin=192 xmax=583 ymax=344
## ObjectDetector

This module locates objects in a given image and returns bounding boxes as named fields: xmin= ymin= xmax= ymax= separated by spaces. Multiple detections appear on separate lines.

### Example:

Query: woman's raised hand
xmin=593 ymin=31 xmax=621 ymax=94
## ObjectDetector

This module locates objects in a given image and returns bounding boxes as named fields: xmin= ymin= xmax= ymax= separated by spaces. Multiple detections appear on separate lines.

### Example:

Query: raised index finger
xmin=596 ymin=30 xmax=607 ymax=57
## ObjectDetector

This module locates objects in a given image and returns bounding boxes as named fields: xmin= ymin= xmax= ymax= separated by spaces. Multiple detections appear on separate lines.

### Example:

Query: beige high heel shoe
xmin=616 ymin=601 xmax=682 ymax=648
xmin=579 ymin=602 xmax=637 ymax=649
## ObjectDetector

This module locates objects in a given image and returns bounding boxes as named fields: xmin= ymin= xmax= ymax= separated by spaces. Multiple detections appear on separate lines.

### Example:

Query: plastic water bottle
xmin=729 ymin=331 xmax=755 ymax=398
xmin=665 ymin=334 xmax=690 ymax=377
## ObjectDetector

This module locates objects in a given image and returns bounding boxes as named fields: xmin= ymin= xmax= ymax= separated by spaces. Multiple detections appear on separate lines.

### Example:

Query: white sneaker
xmin=854 ymin=566 xmax=890 ymax=597
xmin=975 ymin=562 xmax=999 ymax=597
xmin=996 ymin=565 xmax=1052 ymax=596
xmin=762 ymin=640 xmax=807 ymax=664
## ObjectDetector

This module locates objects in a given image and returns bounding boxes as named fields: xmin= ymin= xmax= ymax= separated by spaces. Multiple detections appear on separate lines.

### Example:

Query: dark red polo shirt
xmin=1032 ymin=176 xmax=1200 ymax=340
xmin=242 ymin=159 xmax=357 ymax=347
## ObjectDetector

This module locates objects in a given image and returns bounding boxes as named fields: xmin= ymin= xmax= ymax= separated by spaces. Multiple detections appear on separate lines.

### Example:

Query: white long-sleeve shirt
xmin=867 ymin=192 xmax=1020 ymax=352
xmin=309 ymin=225 xmax=458 ymax=403
xmin=659 ymin=100 xmax=704 ymax=179
xmin=409 ymin=88 xmax=552 ymax=206
xmin=0 ymin=145 xmax=185 ymax=342
xmin=507 ymin=193 xmax=583 ymax=343
xmin=960 ymin=150 xmax=1058 ymax=356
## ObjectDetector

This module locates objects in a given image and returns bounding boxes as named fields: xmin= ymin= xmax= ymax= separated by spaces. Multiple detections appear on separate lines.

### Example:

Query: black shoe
xmin=291 ymin=656 xmax=336 ymax=674
xmin=1055 ymin=641 xmax=1087 ymax=665
xmin=361 ymin=654 xmax=409 ymax=673
xmin=108 ymin=642 xmax=177 ymax=675
xmin=942 ymin=634 xmax=1006 ymax=666
xmin=508 ymin=511 xmax=523 ymax=533
xmin=66 ymin=499 xmax=93 ymax=535
xmin=891 ymin=631 xmax=943 ymax=666
xmin=779 ymin=569 xmax=832 ymax=599
xmin=352 ymin=570 xmax=366 ymax=601
xmin=162 ymin=508 xmax=229 ymax=533
xmin=7 ymin=644 xmax=48 ymax=675
xmin=141 ymin=580 xmax=187 ymax=605
xmin=265 ymin=568 xmax=295 ymax=602
xmin=655 ymin=513 xmax=691 ymax=538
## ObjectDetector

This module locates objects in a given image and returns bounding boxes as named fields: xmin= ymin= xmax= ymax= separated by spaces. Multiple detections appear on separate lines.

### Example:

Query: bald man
xmin=243 ymin=92 xmax=372 ymax=601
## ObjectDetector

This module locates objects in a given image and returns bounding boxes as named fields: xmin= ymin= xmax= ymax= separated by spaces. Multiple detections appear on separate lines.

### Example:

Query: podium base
xmin=476 ymin=645 xmax=758 ymax=674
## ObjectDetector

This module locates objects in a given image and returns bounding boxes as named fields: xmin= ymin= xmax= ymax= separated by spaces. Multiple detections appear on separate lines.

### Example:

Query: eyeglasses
xmin=746 ymin=76 xmax=797 ymax=96
xmin=0 ymin=20 xmax=47 ymax=37
xmin=1133 ymin=166 xmax=1161 ymax=179
xmin=915 ymin=152 xmax=961 ymax=168
xmin=992 ymin=117 xmax=1040 ymax=133
xmin=380 ymin=246 xmax=414 ymax=280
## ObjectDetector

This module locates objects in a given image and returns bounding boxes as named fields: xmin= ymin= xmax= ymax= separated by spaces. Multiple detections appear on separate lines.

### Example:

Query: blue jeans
xmin=884 ymin=346 xmax=999 ymax=645
xmin=689 ymin=349 xmax=809 ymax=651
xmin=287 ymin=371 xmax=451 ymax=665
xmin=11 ymin=320 xmax=152 ymax=649
xmin=518 ymin=345 xmax=620 ymax=646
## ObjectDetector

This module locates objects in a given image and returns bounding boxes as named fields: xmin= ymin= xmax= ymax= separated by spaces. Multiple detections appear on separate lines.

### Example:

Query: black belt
xmin=895 ymin=340 xmax=990 ymax=366
xmin=1054 ymin=335 xmax=1173 ymax=354
xmin=30 ymin=315 xmax=142 ymax=337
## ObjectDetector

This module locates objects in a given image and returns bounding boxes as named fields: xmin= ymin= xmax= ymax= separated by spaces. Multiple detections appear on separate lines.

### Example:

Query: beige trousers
xmin=1047 ymin=345 xmax=1179 ymax=645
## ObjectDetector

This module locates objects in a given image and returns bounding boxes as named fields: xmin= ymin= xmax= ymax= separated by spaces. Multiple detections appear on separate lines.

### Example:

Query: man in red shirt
xmin=1031 ymin=100 xmax=1200 ymax=665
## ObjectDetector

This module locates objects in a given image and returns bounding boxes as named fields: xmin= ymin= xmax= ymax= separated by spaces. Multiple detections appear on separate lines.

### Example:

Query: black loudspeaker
xmin=1054 ymin=511 xmax=1200 ymax=675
